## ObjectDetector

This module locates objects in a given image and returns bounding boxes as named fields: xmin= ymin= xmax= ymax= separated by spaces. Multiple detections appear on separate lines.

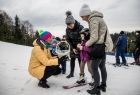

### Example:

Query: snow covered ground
xmin=0 ymin=41 xmax=140 ymax=95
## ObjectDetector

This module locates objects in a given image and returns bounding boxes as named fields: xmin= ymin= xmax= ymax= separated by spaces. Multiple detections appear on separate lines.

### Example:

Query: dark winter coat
xmin=116 ymin=33 xmax=127 ymax=50
xmin=136 ymin=35 xmax=140 ymax=49
xmin=66 ymin=20 xmax=84 ymax=58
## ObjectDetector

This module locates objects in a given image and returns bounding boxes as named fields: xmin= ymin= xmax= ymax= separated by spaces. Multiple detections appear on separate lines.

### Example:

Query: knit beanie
xmin=65 ymin=11 xmax=75 ymax=24
xmin=37 ymin=29 xmax=52 ymax=41
xmin=79 ymin=4 xmax=91 ymax=16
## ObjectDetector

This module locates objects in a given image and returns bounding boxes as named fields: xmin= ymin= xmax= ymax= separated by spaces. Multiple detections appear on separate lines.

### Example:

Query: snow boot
xmin=38 ymin=80 xmax=50 ymax=88
xmin=87 ymin=86 xmax=101 ymax=95
xmin=99 ymin=83 xmax=106 ymax=92
xmin=66 ymin=73 xmax=74 ymax=78
xmin=76 ymin=73 xmax=86 ymax=84
xmin=89 ymin=82 xmax=95 ymax=87
xmin=89 ymin=78 xmax=95 ymax=87
xmin=62 ymin=71 xmax=66 ymax=74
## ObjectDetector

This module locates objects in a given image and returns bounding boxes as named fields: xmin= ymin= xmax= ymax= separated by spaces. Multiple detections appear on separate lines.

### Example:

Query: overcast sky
xmin=0 ymin=0 xmax=140 ymax=37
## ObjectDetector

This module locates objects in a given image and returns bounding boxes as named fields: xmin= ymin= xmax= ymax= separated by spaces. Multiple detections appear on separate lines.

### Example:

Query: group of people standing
xmin=65 ymin=4 xmax=113 ymax=94
xmin=28 ymin=4 xmax=114 ymax=95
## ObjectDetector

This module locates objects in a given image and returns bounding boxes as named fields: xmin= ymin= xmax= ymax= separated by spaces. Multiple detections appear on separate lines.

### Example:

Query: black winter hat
xmin=120 ymin=31 xmax=125 ymax=34
xmin=136 ymin=30 xmax=140 ymax=34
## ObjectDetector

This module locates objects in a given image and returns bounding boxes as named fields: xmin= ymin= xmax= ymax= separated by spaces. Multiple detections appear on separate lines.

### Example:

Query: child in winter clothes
xmin=51 ymin=37 xmax=69 ymax=74
xmin=57 ymin=37 xmax=70 ymax=74
xmin=28 ymin=29 xmax=61 ymax=88
xmin=76 ymin=28 xmax=93 ymax=84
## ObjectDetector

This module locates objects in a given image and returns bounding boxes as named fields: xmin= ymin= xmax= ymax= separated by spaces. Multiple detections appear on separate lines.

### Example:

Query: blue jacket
xmin=116 ymin=34 xmax=127 ymax=50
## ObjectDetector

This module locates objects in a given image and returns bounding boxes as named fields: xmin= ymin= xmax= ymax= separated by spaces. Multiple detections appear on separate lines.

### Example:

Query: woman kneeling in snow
xmin=28 ymin=29 xmax=61 ymax=88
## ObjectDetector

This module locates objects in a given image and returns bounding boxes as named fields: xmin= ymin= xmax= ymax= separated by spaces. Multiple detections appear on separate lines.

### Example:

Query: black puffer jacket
xmin=66 ymin=20 xmax=84 ymax=58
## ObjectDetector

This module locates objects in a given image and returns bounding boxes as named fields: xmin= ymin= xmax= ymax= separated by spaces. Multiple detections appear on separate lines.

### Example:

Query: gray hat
xmin=79 ymin=4 xmax=91 ymax=16
xmin=65 ymin=15 xmax=75 ymax=24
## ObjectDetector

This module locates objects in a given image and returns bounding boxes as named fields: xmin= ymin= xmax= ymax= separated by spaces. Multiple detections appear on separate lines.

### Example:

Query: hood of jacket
xmin=33 ymin=39 xmax=39 ymax=47
xmin=89 ymin=11 xmax=103 ymax=20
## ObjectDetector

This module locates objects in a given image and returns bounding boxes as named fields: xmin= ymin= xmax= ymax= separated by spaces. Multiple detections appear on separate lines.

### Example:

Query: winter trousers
xmin=59 ymin=58 xmax=66 ymax=73
xmin=115 ymin=48 xmax=126 ymax=64
xmin=41 ymin=66 xmax=61 ymax=81
xmin=91 ymin=57 xmax=107 ymax=87
xmin=69 ymin=57 xmax=81 ymax=75
xmin=134 ymin=49 xmax=140 ymax=63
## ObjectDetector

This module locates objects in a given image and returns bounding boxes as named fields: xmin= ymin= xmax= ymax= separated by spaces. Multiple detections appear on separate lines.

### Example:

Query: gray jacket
xmin=86 ymin=11 xmax=113 ymax=52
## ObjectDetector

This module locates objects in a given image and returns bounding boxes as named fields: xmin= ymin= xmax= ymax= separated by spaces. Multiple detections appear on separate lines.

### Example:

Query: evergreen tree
xmin=0 ymin=10 xmax=14 ymax=42
xmin=14 ymin=15 xmax=22 ymax=44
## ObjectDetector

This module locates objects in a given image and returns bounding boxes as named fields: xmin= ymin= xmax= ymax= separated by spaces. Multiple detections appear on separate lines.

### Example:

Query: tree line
xmin=0 ymin=10 xmax=138 ymax=53
xmin=0 ymin=10 xmax=35 ymax=46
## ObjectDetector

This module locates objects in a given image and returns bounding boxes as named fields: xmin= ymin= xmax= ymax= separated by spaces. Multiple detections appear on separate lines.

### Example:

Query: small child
xmin=57 ymin=37 xmax=70 ymax=74
xmin=76 ymin=28 xmax=93 ymax=84
xmin=51 ymin=37 xmax=69 ymax=74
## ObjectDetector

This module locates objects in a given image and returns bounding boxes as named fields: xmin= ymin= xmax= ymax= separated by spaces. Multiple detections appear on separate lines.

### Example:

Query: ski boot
xmin=122 ymin=63 xmax=129 ymax=66
xmin=76 ymin=73 xmax=86 ymax=84
xmin=116 ymin=63 xmax=121 ymax=67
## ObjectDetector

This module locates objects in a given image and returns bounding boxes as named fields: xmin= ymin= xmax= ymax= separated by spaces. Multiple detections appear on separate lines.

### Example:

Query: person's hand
xmin=73 ymin=49 xmax=77 ymax=54
xmin=52 ymin=56 xmax=58 ymax=59
xmin=85 ymin=42 xmax=89 ymax=47
xmin=77 ymin=44 xmax=81 ymax=48
xmin=79 ymin=46 xmax=83 ymax=50
xmin=112 ymin=47 xmax=116 ymax=52
xmin=57 ymin=53 xmax=64 ymax=58
xmin=135 ymin=48 xmax=139 ymax=53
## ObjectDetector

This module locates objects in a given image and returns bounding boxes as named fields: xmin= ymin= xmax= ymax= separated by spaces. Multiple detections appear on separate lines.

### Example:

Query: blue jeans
xmin=115 ymin=49 xmax=126 ymax=64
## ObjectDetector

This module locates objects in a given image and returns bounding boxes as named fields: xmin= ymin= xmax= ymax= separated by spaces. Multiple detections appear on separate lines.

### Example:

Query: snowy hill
xmin=0 ymin=41 xmax=140 ymax=95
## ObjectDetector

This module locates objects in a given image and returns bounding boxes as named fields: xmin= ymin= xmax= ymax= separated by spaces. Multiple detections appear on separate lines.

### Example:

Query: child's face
xmin=80 ymin=34 xmax=85 ymax=40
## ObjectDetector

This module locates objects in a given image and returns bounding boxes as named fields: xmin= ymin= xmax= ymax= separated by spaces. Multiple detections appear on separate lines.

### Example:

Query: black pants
xmin=134 ymin=49 xmax=140 ymax=63
xmin=69 ymin=57 xmax=81 ymax=75
xmin=41 ymin=66 xmax=61 ymax=81
xmin=59 ymin=56 xmax=68 ymax=73
xmin=60 ymin=60 xmax=66 ymax=73
xmin=92 ymin=57 xmax=107 ymax=87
